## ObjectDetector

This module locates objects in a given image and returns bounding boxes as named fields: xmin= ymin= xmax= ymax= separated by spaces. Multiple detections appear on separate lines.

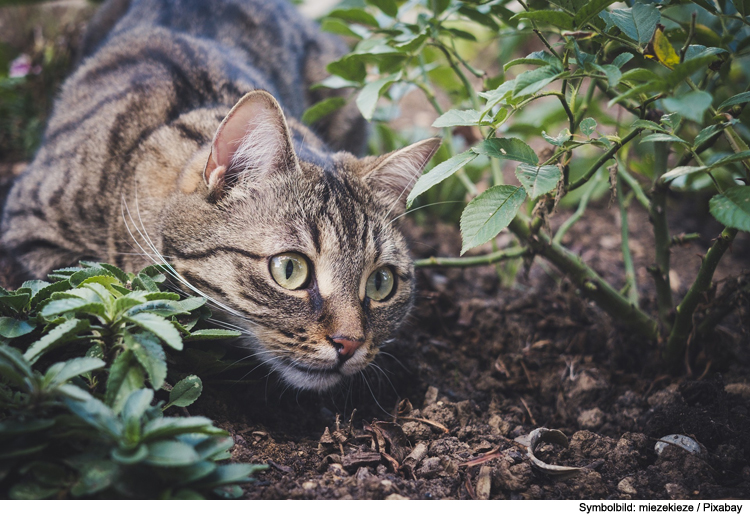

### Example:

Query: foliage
xmin=0 ymin=262 xmax=264 ymax=499
xmin=318 ymin=0 xmax=750 ymax=367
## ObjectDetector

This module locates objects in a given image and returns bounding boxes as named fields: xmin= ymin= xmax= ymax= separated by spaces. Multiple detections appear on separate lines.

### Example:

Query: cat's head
xmin=163 ymin=90 xmax=439 ymax=391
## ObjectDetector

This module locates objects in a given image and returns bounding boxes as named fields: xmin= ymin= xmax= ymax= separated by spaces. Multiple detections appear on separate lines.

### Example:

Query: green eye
xmin=366 ymin=267 xmax=395 ymax=301
xmin=270 ymin=253 xmax=310 ymax=290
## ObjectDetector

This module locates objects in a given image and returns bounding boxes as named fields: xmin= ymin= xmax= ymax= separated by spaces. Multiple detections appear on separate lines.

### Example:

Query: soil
xmin=2 ymin=2 xmax=750 ymax=502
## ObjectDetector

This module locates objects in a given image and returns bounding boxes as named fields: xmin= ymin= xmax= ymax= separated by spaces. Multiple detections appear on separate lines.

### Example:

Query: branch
xmin=566 ymin=128 xmax=642 ymax=191
xmin=649 ymin=144 xmax=673 ymax=329
xmin=414 ymin=246 xmax=527 ymax=268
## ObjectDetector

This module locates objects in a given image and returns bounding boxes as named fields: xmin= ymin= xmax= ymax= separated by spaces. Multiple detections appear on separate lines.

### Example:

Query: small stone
xmin=385 ymin=493 xmax=409 ymax=500
xmin=577 ymin=408 xmax=605 ymax=429
xmin=424 ymin=386 xmax=439 ymax=406
xmin=725 ymin=383 xmax=750 ymax=398
xmin=665 ymin=483 xmax=689 ymax=499
xmin=302 ymin=481 xmax=317 ymax=490
xmin=476 ymin=466 xmax=492 ymax=500
xmin=617 ymin=477 xmax=636 ymax=495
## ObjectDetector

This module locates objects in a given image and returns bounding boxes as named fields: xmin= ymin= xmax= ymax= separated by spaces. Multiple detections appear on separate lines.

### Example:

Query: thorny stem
xmin=664 ymin=228 xmax=738 ymax=365
xmin=617 ymin=172 xmax=639 ymax=307
xmin=650 ymin=143 xmax=673 ymax=329
xmin=553 ymin=173 xmax=602 ymax=245
xmin=566 ymin=128 xmax=642 ymax=191
xmin=508 ymin=217 xmax=658 ymax=338
xmin=414 ymin=246 xmax=528 ymax=268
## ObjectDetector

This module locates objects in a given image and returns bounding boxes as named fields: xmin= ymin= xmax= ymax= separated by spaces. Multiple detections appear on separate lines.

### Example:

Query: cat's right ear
xmin=203 ymin=90 xmax=299 ymax=199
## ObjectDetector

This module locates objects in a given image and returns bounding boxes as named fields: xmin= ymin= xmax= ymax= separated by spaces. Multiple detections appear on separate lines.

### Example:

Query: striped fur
xmin=0 ymin=0 xmax=439 ymax=391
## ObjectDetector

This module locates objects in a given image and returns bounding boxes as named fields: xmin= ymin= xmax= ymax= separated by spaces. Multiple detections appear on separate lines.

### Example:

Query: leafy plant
xmin=0 ymin=262 xmax=264 ymax=499
xmin=315 ymin=0 xmax=750 ymax=367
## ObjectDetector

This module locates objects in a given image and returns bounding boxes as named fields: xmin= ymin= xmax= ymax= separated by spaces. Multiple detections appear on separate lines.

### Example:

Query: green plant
xmin=0 ymin=262 xmax=264 ymax=499
xmin=313 ymin=0 xmax=750 ymax=367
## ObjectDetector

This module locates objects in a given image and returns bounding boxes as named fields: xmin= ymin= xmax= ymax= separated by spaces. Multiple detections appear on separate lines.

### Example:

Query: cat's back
xmin=2 ymin=0 xmax=359 ymax=279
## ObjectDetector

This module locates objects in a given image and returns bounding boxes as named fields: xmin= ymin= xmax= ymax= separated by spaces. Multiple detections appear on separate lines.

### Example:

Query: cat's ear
xmin=362 ymin=137 xmax=441 ymax=214
xmin=203 ymin=90 xmax=298 ymax=199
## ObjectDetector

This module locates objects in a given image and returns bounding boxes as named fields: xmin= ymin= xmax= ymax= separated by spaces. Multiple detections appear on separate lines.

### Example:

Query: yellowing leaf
xmin=653 ymin=28 xmax=680 ymax=69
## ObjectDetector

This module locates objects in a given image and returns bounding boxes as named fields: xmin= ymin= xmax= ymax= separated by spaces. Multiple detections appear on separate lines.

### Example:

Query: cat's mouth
xmin=276 ymin=358 xmax=344 ymax=391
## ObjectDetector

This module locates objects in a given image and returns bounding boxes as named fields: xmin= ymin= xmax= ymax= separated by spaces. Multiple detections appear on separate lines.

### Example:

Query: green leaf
xmin=710 ymin=151 xmax=750 ymax=168
xmin=64 ymin=395 xmax=123 ymax=439
xmin=132 ymin=272 xmax=159 ymax=293
xmin=125 ymin=300 xmax=190 ymax=318
xmin=174 ymin=297 xmax=207 ymax=312
xmin=619 ymin=68 xmax=660 ymax=83
xmin=0 ymin=292 xmax=30 ymax=312
xmin=472 ymin=138 xmax=538 ymax=165
xmin=661 ymin=112 xmax=682 ymax=131
xmin=145 ymin=440 xmax=200 ymax=467
xmin=124 ymin=313 xmax=183 ymax=350
xmin=693 ymin=124 xmax=726 ymax=149
xmin=70 ymin=460 xmax=119 ymax=497
xmin=142 ymin=416 xmax=222 ymax=441
xmin=125 ymin=331 xmax=167 ymax=390
xmin=0 ymin=317 xmax=35 ymax=338
xmin=213 ymin=485 xmax=244 ymax=499
xmin=542 ymin=129 xmax=572 ymax=146
xmin=195 ymin=436 xmax=235 ymax=461
xmin=513 ymin=66 xmax=564 ymax=97
xmin=69 ymin=267 xmax=115 ymax=288
xmin=301 ymin=97 xmax=347 ymax=125
xmin=121 ymin=388 xmax=154 ymax=425
xmin=20 ymin=280 xmax=49 ymax=300
xmin=664 ymin=55 xmax=718 ymax=90
xmin=111 ymin=444 xmax=149 ymax=465
xmin=0 ymin=418 xmax=55 ymax=436
xmin=460 ymin=185 xmax=527 ymax=255
xmin=406 ymin=150 xmax=477 ymax=207
xmin=660 ymin=166 xmax=706 ymax=183
xmin=580 ymin=117 xmax=597 ymax=137
xmin=458 ymin=6 xmax=499 ymax=31
xmin=321 ymin=18 xmax=364 ymax=39
xmin=366 ymin=0 xmax=398 ymax=17
xmin=510 ymin=10 xmax=575 ymax=31
xmin=40 ymin=298 xmax=106 ymax=319
xmin=479 ymin=79 xmax=516 ymax=108
xmin=640 ymin=133 xmax=688 ymax=144
xmin=573 ymin=0 xmax=617 ymax=28
xmin=24 ymin=318 xmax=91 ymax=364
xmin=593 ymin=64 xmax=622 ymax=87
xmin=709 ymin=187 xmax=750 ymax=232
xmin=608 ymin=4 xmax=660 ymax=46
xmin=105 ymin=349 xmax=146 ymax=413
xmin=29 ymin=281 xmax=70 ymax=307
xmin=327 ymin=8 xmax=379 ymax=27
xmin=0 ymin=342 xmax=34 ymax=384
xmin=662 ymin=91 xmax=713 ymax=123
xmin=167 ymin=375 xmax=203 ymax=408
xmin=356 ymin=73 xmax=400 ymax=121
xmin=717 ymin=92 xmax=750 ymax=111
xmin=45 ymin=357 xmax=104 ymax=387
xmin=327 ymin=55 xmax=367 ymax=83
xmin=432 ymin=109 xmax=487 ymax=128
xmin=612 ymin=53 xmax=634 ymax=69
xmin=195 ymin=464 xmax=263 ymax=488
xmin=184 ymin=329 xmax=241 ymax=341
xmin=515 ymin=164 xmax=563 ymax=199
xmin=9 ymin=481 xmax=61 ymax=500
xmin=631 ymin=119 xmax=666 ymax=132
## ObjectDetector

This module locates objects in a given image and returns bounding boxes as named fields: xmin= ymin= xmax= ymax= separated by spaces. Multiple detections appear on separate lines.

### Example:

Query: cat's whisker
xmin=359 ymin=370 xmax=393 ymax=418
xmin=366 ymin=362 xmax=398 ymax=398
xmin=390 ymin=200 xmax=465 ymax=225
xmin=376 ymin=350 xmax=411 ymax=374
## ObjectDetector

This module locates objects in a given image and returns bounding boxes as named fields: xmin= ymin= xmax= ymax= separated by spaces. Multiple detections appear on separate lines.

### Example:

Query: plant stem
xmin=566 ymin=128 xmax=642 ymax=191
xmin=508 ymin=217 xmax=658 ymax=338
xmin=664 ymin=228 xmax=738 ymax=365
xmin=618 ymin=166 xmax=651 ymax=210
xmin=517 ymin=0 xmax=561 ymax=60
xmin=679 ymin=13 xmax=697 ymax=64
xmin=649 ymin=143 xmax=673 ymax=329
xmin=596 ymin=81 xmax=641 ymax=116
xmin=553 ymin=173 xmax=602 ymax=244
xmin=414 ymin=246 xmax=528 ymax=268
xmin=617 ymin=172 xmax=639 ymax=307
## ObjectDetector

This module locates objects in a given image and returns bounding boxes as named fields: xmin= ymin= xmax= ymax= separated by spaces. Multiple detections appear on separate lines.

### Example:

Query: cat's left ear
xmin=203 ymin=90 xmax=299 ymax=199
xmin=361 ymin=137 xmax=441 ymax=215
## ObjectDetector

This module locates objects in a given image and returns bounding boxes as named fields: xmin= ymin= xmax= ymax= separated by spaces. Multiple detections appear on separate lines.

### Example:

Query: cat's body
xmin=1 ymin=0 xmax=439 ymax=390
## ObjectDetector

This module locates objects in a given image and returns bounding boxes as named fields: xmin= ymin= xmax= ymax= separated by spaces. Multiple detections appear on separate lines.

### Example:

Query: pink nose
xmin=330 ymin=336 xmax=363 ymax=361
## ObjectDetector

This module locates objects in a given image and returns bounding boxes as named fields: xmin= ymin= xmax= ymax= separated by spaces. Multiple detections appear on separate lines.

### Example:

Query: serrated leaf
xmin=40 ymin=298 xmax=106 ymax=319
xmin=174 ymin=297 xmax=207 ymax=312
xmin=608 ymin=4 xmax=660 ymax=46
xmin=612 ymin=52 xmax=634 ymax=69
xmin=579 ymin=117 xmax=597 ymax=137
xmin=142 ymin=416 xmax=220 ymax=441
xmin=301 ymin=97 xmax=347 ymax=125
xmin=64 ymin=395 xmax=123 ymax=439
xmin=125 ymin=331 xmax=167 ymax=390
xmin=432 ymin=109 xmax=486 ymax=128
xmin=504 ymin=51 xmax=561 ymax=71
xmin=513 ymin=66 xmax=564 ymax=97
xmin=662 ymin=91 xmax=712 ymax=123
xmin=631 ymin=119 xmax=665 ymax=132
xmin=46 ymin=357 xmax=104 ymax=387
xmin=406 ymin=150 xmax=477 ymax=207
xmin=640 ymin=133 xmax=688 ymax=144
xmin=684 ymin=45 xmax=726 ymax=62
xmin=718 ymin=91 xmax=750 ymax=111
xmin=460 ymin=185 xmax=526 ymax=255
xmin=652 ymin=28 xmax=680 ymax=69
xmin=68 ymin=268 xmax=114 ymax=288
xmin=573 ymin=0 xmax=616 ymax=28
xmin=0 ymin=317 xmax=35 ymax=338
xmin=167 ymin=375 xmax=203 ymax=408
xmin=125 ymin=300 xmax=190 ymax=318
xmin=515 ymin=164 xmax=563 ymax=199
xmin=145 ymin=440 xmax=200 ymax=467
xmin=124 ymin=313 xmax=183 ymax=350
xmin=356 ymin=73 xmax=400 ymax=121
xmin=0 ymin=292 xmax=30 ymax=312
xmin=29 ymin=281 xmax=70 ymax=307
xmin=593 ymin=64 xmax=622 ymax=87
xmin=184 ymin=329 xmax=241 ymax=341
xmin=542 ymin=129 xmax=571 ymax=146
xmin=24 ymin=318 xmax=90 ymax=364
xmin=472 ymin=138 xmax=538 ymax=165
xmin=510 ymin=10 xmax=575 ymax=31
xmin=106 ymin=349 xmax=146 ymax=413
xmin=327 ymin=55 xmax=367 ymax=83
xmin=693 ymin=124 xmax=725 ymax=149
xmin=709 ymin=187 xmax=750 ymax=232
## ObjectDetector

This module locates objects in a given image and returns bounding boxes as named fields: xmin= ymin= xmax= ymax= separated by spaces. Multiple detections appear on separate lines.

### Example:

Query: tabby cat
xmin=0 ymin=0 xmax=440 ymax=391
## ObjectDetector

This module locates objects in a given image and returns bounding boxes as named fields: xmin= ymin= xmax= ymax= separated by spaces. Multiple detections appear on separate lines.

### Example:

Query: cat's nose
xmin=330 ymin=335 xmax=363 ymax=361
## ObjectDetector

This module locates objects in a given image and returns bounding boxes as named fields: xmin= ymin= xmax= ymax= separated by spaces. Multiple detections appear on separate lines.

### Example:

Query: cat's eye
xmin=365 ymin=267 xmax=395 ymax=301
xmin=270 ymin=253 xmax=310 ymax=290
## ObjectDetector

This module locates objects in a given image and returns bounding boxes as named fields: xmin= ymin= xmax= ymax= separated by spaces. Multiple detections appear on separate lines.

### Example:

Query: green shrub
xmin=0 ymin=262 xmax=264 ymax=499
xmin=314 ymin=0 xmax=750 ymax=367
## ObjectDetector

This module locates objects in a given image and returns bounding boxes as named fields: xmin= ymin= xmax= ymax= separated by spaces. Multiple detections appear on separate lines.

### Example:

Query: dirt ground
xmin=2 ymin=2 xmax=750 ymax=502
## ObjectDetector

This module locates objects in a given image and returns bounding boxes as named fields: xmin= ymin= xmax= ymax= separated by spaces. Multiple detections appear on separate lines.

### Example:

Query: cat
xmin=0 ymin=0 xmax=440 ymax=391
